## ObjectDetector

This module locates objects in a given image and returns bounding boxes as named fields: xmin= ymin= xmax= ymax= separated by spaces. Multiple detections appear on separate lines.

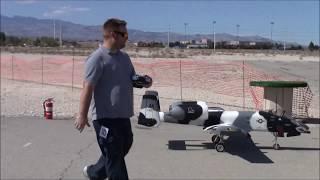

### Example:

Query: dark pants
xmin=87 ymin=118 xmax=133 ymax=180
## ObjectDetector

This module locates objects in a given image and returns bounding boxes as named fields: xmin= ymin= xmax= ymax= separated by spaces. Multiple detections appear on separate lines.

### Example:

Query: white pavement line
xmin=23 ymin=142 xmax=32 ymax=148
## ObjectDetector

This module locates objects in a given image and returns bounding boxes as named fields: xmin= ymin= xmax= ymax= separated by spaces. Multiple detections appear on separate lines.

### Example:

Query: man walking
xmin=74 ymin=18 xmax=152 ymax=180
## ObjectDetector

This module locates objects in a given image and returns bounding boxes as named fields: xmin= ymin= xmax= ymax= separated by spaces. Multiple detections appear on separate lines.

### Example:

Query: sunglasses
xmin=113 ymin=31 xmax=128 ymax=38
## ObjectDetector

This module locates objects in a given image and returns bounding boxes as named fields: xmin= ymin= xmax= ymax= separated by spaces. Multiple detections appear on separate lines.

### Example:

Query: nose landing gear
xmin=212 ymin=135 xmax=225 ymax=152
xmin=272 ymin=132 xmax=281 ymax=150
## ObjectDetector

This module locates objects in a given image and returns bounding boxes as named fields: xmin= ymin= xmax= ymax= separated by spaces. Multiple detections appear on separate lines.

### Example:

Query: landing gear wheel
xmin=215 ymin=143 xmax=225 ymax=152
xmin=273 ymin=143 xmax=280 ymax=150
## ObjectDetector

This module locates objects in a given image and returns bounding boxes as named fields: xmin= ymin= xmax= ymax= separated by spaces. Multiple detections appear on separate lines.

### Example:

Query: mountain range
xmin=1 ymin=15 xmax=295 ymax=45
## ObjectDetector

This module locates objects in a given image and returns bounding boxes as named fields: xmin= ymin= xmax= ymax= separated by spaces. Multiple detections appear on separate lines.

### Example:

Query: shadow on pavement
xmin=168 ymin=135 xmax=274 ymax=164
xmin=223 ymin=135 xmax=274 ymax=164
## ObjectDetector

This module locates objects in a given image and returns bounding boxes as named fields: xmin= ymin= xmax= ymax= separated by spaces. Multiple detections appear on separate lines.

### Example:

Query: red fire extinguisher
xmin=43 ymin=98 xmax=54 ymax=120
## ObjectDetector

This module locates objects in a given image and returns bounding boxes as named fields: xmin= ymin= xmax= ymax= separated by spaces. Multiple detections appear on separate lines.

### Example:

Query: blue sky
xmin=1 ymin=0 xmax=319 ymax=45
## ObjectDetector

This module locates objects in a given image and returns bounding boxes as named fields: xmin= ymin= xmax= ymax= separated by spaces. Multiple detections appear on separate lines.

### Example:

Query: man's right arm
xmin=75 ymin=51 xmax=102 ymax=132
xmin=79 ymin=81 xmax=94 ymax=118
xmin=74 ymin=81 xmax=94 ymax=132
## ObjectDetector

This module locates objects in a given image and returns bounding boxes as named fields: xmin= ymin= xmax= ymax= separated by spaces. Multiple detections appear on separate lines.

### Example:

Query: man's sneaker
xmin=83 ymin=165 xmax=89 ymax=179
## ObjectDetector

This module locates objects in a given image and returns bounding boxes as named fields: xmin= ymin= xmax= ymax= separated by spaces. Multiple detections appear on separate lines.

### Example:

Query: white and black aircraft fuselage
xmin=138 ymin=91 xmax=310 ymax=152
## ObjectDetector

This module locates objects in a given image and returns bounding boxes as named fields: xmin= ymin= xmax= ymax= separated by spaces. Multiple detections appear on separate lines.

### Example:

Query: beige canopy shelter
xmin=250 ymin=81 xmax=308 ymax=118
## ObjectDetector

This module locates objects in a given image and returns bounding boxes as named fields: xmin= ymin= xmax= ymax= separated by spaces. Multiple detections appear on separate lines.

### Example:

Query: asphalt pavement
xmin=1 ymin=116 xmax=319 ymax=179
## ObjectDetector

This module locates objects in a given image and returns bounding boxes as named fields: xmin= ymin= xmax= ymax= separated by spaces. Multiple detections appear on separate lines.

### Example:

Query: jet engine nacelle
xmin=137 ymin=91 xmax=223 ymax=128
xmin=162 ymin=101 xmax=208 ymax=126
xmin=138 ymin=91 xmax=161 ymax=127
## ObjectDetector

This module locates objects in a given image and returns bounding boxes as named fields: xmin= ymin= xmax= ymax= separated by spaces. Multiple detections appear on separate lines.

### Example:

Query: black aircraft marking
xmin=187 ymin=107 xmax=195 ymax=113
xmin=257 ymin=119 xmax=264 ymax=124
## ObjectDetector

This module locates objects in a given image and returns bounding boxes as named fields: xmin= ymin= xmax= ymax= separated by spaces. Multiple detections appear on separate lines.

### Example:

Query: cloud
xmin=16 ymin=0 xmax=38 ymax=4
xmin=43 ymin=6 xmax=90 ymax=17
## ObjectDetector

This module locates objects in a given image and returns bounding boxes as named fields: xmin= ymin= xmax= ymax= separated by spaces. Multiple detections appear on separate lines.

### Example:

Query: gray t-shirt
xmin=84 ymin=46 xmax=136 ymax=120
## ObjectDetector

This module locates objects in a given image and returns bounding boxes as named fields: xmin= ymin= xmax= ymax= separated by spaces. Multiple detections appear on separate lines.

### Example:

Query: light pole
xmin=212 ymin=21 xmax=216 ymax=52
xmin=167 ymin=24 xmax=170 ymax=48
xmin=283 ymin=28 xmax=287 ymax=52
xmin=184 ymin=23 xmax=188 ymax=44
xmin=236 ymin=24 xmax=240 ymax=48
xmin=270 ymin=21 xmax=274 ymax=48
xmin=53 ymin=19 xmax=56 ymax=40
xmin=59 ymin=22 xmax=62 ymax=47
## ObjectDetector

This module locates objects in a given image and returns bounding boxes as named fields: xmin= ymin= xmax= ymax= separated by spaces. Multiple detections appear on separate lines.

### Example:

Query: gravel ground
xmin=1 ymin=52 xmax=319 ymax=118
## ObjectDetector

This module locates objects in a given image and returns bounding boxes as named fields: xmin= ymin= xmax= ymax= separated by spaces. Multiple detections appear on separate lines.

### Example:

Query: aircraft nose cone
xmin=296 ymin=121 xmax=310 ymax=129
xmin=296 ymin=125 xmax=311 ymax=133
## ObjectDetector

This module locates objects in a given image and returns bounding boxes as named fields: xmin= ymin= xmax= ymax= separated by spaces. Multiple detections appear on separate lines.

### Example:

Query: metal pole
xmin=270 ymin=21 xmax=274 ymax=49
xmin=270 ymin=22 xmax=274 ymax=42
xmin=283 ymin=28 xmax=286 ymax=52
xmin=179 ymin=59 xmax=182 ymax=101
xmin=184 ymin=23 xmax=188 ymax=44
xmin=11 ymin=54 xmax=14 ymax=80
xmin=53 ymin=19 xmax=56 ymax=40
xmin=41 ymin=53 xmax=44 ymax=86
xmin=72 ymin=48 xmax=75 ymax=92
xmin=236 ymin=24 xmax=240 ymax=49
xmin=275 ymin=94 xmax=278 ymax=114
xmin=167 ymin=24 xmax=170 ymax=48
xmin=41 ymin=50 xmax=44 ymax=99
xmin=59 ymin=22 xmax=62 ymax=47
xmin=242 ymin=60 xmax=245 ymax=110
xmin=213 ymin=21 xmax=216 ymax=52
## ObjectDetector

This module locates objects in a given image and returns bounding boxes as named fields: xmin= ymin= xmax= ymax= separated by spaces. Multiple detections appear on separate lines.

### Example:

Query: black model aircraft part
xmin=259 ymin=111 xmax=309 ymax=137
xmin=203 ymin=108 xmax=224 ymax=128
xmin=141 ymin=94 xmax=160 ymax=111
xmin=132 ymin=75 xmax=151 ymax=88
xmin=138 ymin=113 xmax=158 ymax=127
xmin=167 ymin=101 xmax=203 ymax=124
xmin=144 ymin=91 xmax=160 ymax=111
xmin=138 ymin=90 xmax=161 ymax=127
xmin=137 ymin=90 xmax=311 ymax=152
xmin=286 ymin=131 xmax=301 ymax=137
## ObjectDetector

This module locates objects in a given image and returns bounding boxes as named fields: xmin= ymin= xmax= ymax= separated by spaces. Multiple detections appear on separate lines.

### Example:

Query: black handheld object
xmin=132 ymin=75 xmax=152 ymax=88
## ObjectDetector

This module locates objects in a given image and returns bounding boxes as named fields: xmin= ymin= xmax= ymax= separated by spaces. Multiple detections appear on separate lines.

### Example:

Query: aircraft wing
xmin=203 ymin=123 xmax=245 ymax=135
